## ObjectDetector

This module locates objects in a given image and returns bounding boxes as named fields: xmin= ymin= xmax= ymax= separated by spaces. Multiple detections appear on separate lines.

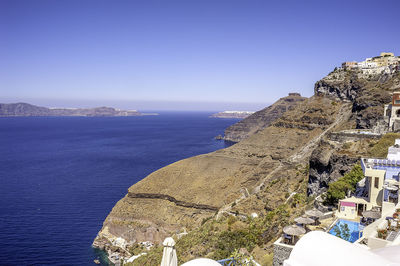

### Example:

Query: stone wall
xmin=328 ymin=131 xmax=382 ymax=142
xmin=273 ymin=239 xmax=293 ymax=266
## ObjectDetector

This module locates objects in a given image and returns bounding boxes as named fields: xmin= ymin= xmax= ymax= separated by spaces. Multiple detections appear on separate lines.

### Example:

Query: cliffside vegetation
xmin=324 ymin=133 xmax=400 ymax=205
xmin=121 ymin=162 xmax=313 ymax=265
xmin=325 ymin=164 xmax=363 ymax=205
xmin=368 ymin=133 xmax=400 ymax=158
xmin=130 ymin=193 xmax=314 ymax=265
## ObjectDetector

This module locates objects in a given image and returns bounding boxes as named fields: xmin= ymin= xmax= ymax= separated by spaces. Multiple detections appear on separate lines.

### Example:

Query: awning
xmin=341 ymin=202 xmax=356 ymax=207
xmin=340 ymin=196 xmax=368 ymax=205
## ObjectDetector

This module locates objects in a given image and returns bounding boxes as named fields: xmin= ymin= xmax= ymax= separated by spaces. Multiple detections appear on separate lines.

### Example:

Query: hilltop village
xmin=341 ymin=52 xmax=400 ymax=76
xmin=93 ymin=53 xmax=400 ymax=265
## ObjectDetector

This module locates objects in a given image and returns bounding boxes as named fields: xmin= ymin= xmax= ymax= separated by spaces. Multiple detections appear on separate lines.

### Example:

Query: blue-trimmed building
xmin=338 ymin=139 xmax=400 ymax=220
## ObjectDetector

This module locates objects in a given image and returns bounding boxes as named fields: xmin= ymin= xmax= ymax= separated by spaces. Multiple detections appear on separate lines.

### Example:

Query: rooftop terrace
xmin=361 ymin=158 xmax=400 ymax=182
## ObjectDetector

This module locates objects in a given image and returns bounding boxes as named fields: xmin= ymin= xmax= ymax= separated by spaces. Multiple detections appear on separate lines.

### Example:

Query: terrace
xmin=361 ymin=158 xmax=400 ymax=207
xmin=358 ymin=206 xmax=400 ymax=249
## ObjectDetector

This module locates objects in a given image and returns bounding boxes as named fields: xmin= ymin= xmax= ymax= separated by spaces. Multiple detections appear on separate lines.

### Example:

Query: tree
xmin=325 ymin=164 xmax=364 ymax=205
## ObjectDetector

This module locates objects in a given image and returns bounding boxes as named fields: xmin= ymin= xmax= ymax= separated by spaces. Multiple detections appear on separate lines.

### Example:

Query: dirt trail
xmin=217 ymin=103 xmax=352 ymax=218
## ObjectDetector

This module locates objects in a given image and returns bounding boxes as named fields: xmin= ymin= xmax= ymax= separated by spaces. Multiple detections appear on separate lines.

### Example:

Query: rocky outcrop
xmin=314 ymin=70 xmax=364 ymax=102
xmin=307 ymin=142 xmax=359 ymax=196
xmin=223 ymin=93 xmax=306 ymax=142
xmin=0 ymin=102 xmax=142 ymax=116
xmin=307 ymin=70 xmax=400 ymax=196
xmin=95 ymin=65 xmax=400 ymax=264
xmin=315 ymin=69 xmax=400 ymax=129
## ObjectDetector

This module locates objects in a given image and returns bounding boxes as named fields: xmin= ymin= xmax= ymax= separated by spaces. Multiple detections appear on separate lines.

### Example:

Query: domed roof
xmin=284 ymin=231 xmax=394 ymax=266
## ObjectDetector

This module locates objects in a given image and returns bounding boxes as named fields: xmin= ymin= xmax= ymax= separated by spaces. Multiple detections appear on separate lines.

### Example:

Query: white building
xmin=284 ymin=231 xmax=400 ymax=266
xmin=384 ymin=92 xmax=400 ymax=131
xmin=338 ymin=138 xmax=400 ymax=220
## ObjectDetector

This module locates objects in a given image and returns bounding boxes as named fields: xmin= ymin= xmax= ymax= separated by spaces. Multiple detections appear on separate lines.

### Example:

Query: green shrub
xmin=214 ymin=229 xmax=258 ymax=259
xmin=325 ymin=164 xmax=364 ymax=205
xmin=369 ymin=133 xmax=400 ymax=158
xmin=131 ymin=245 xmax=163 ymax=266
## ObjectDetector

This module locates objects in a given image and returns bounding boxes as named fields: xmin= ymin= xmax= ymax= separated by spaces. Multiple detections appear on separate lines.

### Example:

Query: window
xmin=374 ymin=177 xmax=379 ymax=188
xmin=395 ymin=100 xmax=400 ymax=104
xmin=341 ymin=206 xmax=345 ymax=212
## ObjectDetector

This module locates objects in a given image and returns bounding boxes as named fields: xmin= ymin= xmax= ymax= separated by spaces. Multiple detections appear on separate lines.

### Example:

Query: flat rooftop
xmin=362 ymin=158 xmax=400 ymax=181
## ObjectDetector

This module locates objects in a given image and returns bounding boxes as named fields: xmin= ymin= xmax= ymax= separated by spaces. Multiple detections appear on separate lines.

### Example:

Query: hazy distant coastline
xmin=0 ymin=102 xmax=158 ymax=117
xmin=210 ymin=110 xmax=255 ymax=119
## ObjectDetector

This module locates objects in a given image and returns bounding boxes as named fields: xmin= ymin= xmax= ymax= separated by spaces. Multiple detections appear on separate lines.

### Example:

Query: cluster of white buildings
xmin=341 ymin=52 xmax=400 ymax=75
xmin=278 ymin=138 xmax=400 ymax=266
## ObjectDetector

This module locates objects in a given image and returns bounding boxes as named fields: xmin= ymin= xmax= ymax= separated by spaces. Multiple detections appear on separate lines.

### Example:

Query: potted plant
xmin=377 ymin=229 xmax=388 ymax=239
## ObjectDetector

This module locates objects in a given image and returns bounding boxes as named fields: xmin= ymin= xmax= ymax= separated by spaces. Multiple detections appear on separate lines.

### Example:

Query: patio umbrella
xmin=385 ymin=185 xmax=398 ymax=191
xmin=362 ymin=210 xmax=381 ymax=219
xmin=305 ymin=209 xmax=324 ymax=218
xmin=161 ymin=237 xmax=178 ymax=266
xmin=294 ymin=216 xmax=315 ymax=225
xmin=283 ymin=225 xmax=306 ymax=236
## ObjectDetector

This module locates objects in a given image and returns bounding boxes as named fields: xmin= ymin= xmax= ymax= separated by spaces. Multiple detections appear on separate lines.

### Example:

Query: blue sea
xmin=0 ymin=112 xmax=239 ymax=265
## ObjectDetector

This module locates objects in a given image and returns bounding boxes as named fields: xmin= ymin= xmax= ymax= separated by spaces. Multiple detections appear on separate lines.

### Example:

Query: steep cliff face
xmin=308 ymin=70 xmax=400 ymax=196
xmin=307 ymin=141 xmax=359 ymax=196
xmin=94 ymin=96 xmax=349 ymax=258
xmin=315 ymin=69 xmax=400 ymax=129
xmin=223 ymin=93 xmax=306 ymax=142
xmin=95 ymin=67 xmax=400 ymax=264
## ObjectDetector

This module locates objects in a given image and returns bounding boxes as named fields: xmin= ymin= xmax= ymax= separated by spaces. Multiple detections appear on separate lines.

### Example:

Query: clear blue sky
xmin=1 ymin=0 xmax=399 ymax=111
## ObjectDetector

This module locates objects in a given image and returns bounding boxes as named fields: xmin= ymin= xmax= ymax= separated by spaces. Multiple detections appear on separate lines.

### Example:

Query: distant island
xmin=0 ymin=102 xmax=157 ymax=117
xmin=210 ymin=110 xmax=255 ymax=119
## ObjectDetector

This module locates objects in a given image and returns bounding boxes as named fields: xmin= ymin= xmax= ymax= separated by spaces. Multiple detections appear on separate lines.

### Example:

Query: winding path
xmin=217 ymin=103 xmax=352 ymax=218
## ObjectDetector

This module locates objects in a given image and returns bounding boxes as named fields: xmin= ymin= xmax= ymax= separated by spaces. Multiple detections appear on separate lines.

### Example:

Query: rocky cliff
xmin=0 ymin=103 xmax=142 ymax=117
xmin=223 ymin=93 xmax=306 ymax=142
xmin=314 ymin=69 xmax=400 ymax=129
xmin=307 ymin=69 xmax=400 ymax=195
xmin=95 ymin=67 xmax=400 ymax=264
xmin=307 ymin=141 xmax=359 ymax=196
xmin=94 ymin=95 xmax=350 ymax=262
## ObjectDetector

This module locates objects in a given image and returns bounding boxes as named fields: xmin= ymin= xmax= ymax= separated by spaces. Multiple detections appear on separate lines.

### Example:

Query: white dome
xmin=181 ymin=258 xmax=221 ymax=266
xmin=284 ymin=231 xmax=396 ymax=266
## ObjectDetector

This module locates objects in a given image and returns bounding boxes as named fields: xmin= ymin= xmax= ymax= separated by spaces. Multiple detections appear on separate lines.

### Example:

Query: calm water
xmin=329 ymin=219 xmax=362 ymax=243
xmin=0 ymin=112 xmax=238 ymax=265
